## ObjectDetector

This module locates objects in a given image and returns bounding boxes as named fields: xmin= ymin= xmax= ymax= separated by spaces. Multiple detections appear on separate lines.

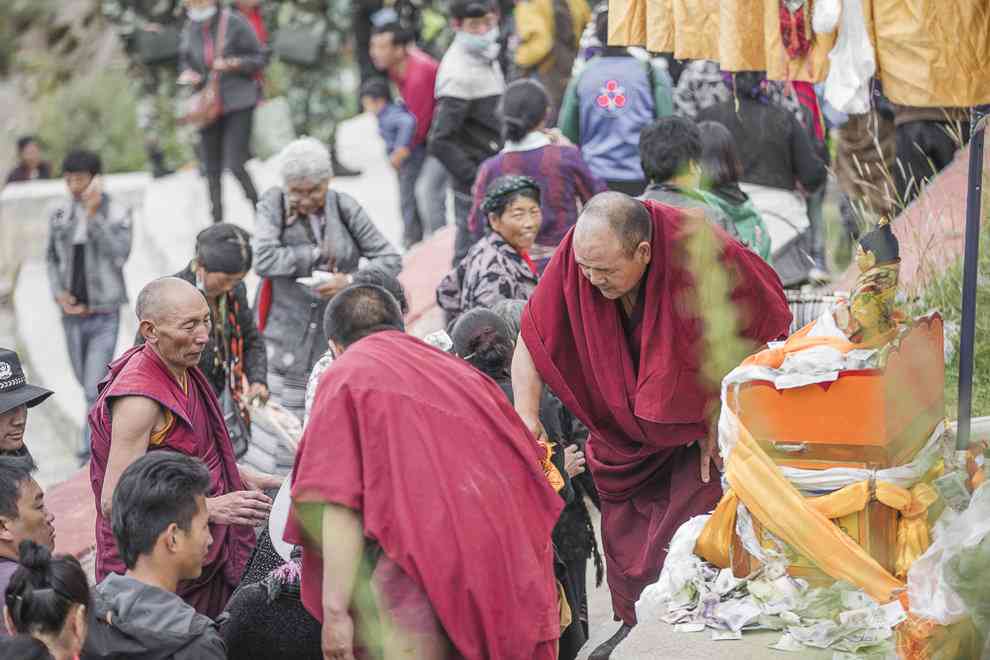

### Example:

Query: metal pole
xmin=956 ymin=106 xmax=988 ymax=450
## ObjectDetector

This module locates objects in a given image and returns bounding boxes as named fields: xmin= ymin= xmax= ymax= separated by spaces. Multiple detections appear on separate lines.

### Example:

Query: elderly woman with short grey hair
xmin=254 ymin=137 xmax=401 ymax=420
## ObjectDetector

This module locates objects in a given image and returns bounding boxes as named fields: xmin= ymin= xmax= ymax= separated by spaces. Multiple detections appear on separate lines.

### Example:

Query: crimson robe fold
xmin=89 ymin=345 xmax=255 ymax=619
xmin=520 ymin=200 xmax=792 ymax=624
xmin=284 ymin=331 xmax=562 ymax=659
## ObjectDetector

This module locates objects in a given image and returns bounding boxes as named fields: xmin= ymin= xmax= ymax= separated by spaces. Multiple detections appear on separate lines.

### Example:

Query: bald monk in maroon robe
xmin=89 ymin=277 xmax=281 ymax=618
xmin=284 ymin=284 xmax=563 ymax=660
xmin=512 ymin=193 xmax=792 ymax=658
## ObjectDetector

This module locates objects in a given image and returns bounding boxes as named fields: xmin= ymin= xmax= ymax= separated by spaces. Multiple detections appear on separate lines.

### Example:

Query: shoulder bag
xmin=179 ymin=10 xmax=230 ymax=129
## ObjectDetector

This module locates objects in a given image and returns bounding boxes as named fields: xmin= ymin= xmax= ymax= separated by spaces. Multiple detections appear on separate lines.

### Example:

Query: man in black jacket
xmin=83 ymin=452 xmax=228 ymax=659
xmin=428 ymin=0 xmax=505 ymax=265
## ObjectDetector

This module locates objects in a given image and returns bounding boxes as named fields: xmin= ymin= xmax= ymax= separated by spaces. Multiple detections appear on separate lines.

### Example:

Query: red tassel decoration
xmin=780 ymin=1 xmax=812 ymax=60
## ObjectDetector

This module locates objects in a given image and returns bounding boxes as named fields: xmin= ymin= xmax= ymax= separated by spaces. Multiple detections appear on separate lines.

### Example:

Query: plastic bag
xmin=823 ymin=0 xmax=875 ymax=114
xmin=250 ymin=399 xmax=303 ymax=453
xmin=907 ymin=482 xmax=990 ymax=624
xmin=252 ymin=97 xmax=297 ymax=160
xmin=635 ymin=514 xmax=710 ymax=622
xmin=812 ymin=0 xmax=841 ymax=34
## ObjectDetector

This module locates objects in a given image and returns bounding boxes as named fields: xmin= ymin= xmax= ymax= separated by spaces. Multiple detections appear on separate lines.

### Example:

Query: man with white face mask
xmin=427 ymin=0 xmax=506 ymax=267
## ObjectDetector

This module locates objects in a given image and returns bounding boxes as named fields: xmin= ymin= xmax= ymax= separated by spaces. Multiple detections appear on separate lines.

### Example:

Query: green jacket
xmin=697 ymin=188 xmax=772 ymax=261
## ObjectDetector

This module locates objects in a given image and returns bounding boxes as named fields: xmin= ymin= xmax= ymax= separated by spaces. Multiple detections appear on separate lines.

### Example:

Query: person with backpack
xmin=558 ymin=10 xmax=674 ymax=197
xmin=696 ymin=121 xmax=772 ymax=260
xmin=512 ymin=0 xmax=590 ymax=123
xmin=253 ymin=138 xmax=401 ymax=422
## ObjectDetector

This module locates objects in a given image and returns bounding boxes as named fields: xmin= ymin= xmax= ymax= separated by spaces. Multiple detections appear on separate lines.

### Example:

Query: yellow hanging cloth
xmin=695 ymin=489 xmax=739 ymax=569
xmin=724 ymin=411 xmax=905 ymax=603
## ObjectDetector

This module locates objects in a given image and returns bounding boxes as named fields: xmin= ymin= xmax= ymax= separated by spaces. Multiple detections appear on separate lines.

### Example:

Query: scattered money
xmin=673 ymin=622 xmax=706 ymax=633
xmin=838 ymin=607 xmax=885 ymax=629
xmin=712 ymin=629 xmax=743 ymax=641
xmin=780 ymin=611 xmax=802 ymax=626
xmin=934 ymin=471 xmax=972 ymax=511
xmin=715 ymin=596 xmax=763 ymax=632
xmin=714 ymin=568 xmax=743 ymax=595
xmin=840 ymin=591 xmax=874 ymax=610
xmin=879 ymin=600 xmax=906 ymax=627
xmin=769 ymin=633 xmax=806 ymax=652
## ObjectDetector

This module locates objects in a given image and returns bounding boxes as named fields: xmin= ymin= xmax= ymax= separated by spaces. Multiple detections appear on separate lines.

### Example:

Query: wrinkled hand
xmin=564 ymin=444 xmax=586 ymax=477
xmin=247 ymin=382 xmax=270 ymax=404
xmin=699 ymin=409 xmax=724 ymax=484
xmin=177 ymin=69 xmax=202 ymax=86
xmin=389 ymin=147 xmax=410 ymax=170
xmin=314 ymin=274 xmax=352 ymax=300
xmin=542 ymin=128 xmax=573 ymax=147
xmin=520 ymin=412 xmax=548 ymax=445
xmin=322 ymin=612 xmax=355 ymax=660
xmin=239 ymin=465 xmax=282 ymax=492
xmin=56 ymin=292 xmax=86 ymax=316
xmin=212 ymin=57 xmax=239 ymax=72
xmin=207 ymin=490 xmax=272 ymax=526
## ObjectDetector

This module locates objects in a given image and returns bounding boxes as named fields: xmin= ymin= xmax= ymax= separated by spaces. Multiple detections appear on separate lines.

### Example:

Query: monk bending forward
xmin=512 ymin=192 xmax=791 ymax=658
xmin=285 ymin=284 xmax=563 ymax=660
xmin=90 ymin=277 xmax=281 ymax=618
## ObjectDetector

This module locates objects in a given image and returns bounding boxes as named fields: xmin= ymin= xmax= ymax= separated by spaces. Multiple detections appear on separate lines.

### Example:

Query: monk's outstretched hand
xmin=519 ymin=413 xmax=548 ymax=445
xmin=323 ymin=612 xmax=355 ymax=660
xmin=699 ymin=425 xmax=725 ymax=485
xmin=206 ymin=490 xmax=272 ymax=527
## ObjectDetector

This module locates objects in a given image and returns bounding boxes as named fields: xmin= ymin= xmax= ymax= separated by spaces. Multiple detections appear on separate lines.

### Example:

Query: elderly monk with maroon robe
xmin=89 ymin=277 xmax=281 ymax=618
xmin=284 ymin=284 xmax=563 ymax=660
xmin=512 ymin=192 xmax=792 ymax=658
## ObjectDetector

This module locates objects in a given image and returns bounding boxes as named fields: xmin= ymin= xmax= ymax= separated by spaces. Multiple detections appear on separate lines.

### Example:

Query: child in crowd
xmin=360 ymin=77 xmax=422 ymax=249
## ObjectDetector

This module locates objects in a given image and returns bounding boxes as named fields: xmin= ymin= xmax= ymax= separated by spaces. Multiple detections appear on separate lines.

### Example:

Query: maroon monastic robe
xmin=89 ymin=345 xmax=256 ymax=619
xmin=284 ymin=331 xmax=562 ymax=659
xmin=521 ymin=200 xmax=792 ymax=625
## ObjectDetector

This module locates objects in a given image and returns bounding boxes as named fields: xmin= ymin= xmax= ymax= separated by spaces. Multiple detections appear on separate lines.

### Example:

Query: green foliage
xmin=912 ymin=216 xmax=990 ymax=419
xmin=34 ymin=69 xmax=148 ymax=174
xmin=0 ymin=0 xmax=58 ymax=76
xmin=681 ymin=222 xmax=754 ymax=424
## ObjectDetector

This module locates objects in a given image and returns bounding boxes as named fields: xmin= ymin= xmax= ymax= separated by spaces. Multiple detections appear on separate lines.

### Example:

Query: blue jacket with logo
xmin=559 ymin=54 xmax=673 ymax=183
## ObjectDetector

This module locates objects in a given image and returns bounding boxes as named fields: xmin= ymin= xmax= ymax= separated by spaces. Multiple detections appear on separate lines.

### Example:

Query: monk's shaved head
xmin=137 ymin=277 xmax=211 ymax=371
xmin=575 ymin=192 xmax=652 ymax=255
xmin=572 ymin=192 xmax=653 ymax=301
xmin=135 ymin=277 xmax=202 ymax=322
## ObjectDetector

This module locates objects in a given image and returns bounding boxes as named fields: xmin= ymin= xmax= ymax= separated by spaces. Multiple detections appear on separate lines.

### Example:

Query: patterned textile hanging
xmin=780 ymin=0 xmax=813 ymax=60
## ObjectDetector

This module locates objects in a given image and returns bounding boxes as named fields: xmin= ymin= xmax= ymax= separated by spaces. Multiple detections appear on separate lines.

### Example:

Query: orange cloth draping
xmin=694 ymin=489 xmax=739 ymax=569
xmin=740 ymin=314 xmax=901 ymax=369
xmin=540 ymin=441 xmax=567 ymax=493
xmin=607 ymin=0 xmax=990 ymax=106
xmin=696 ymin=446 xmax=938 ymax=585
xmin=722 ymin=413 xmax=905 ymax=603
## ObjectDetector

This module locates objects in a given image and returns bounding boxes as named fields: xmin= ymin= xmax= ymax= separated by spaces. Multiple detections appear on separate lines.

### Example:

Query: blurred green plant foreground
xmin=913 ymin=219 xmax=990 ymax=420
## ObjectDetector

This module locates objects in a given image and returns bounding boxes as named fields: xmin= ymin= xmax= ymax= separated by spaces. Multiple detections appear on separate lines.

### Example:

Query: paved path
xmin=7 ymin=114 xmax=408 ymax=489
xmin=577 ymin=507 xmax=830 ymax=660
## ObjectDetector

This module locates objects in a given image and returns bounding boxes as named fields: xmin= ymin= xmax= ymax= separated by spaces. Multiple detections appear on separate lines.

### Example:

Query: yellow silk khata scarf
xmin=694 ymin=410 xmax=938 ymax=603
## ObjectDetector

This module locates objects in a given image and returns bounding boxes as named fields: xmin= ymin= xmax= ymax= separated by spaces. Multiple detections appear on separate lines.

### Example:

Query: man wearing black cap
xmin=428 ymin=0 xmax=505 ymax=266
xmin=0 ymin=348 xmax=54 ymax=464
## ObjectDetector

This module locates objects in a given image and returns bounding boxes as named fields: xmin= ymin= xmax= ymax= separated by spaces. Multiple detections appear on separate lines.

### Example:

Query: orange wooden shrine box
xmin=728 ymin=314 xmax=945 ymax=583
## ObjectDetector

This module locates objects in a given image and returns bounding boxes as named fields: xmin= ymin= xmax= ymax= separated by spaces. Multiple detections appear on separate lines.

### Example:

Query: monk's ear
xmin=139 ymin=319 xmax=158 ymax=345
xmin=636 ymin=241 xmax=652 ymax=265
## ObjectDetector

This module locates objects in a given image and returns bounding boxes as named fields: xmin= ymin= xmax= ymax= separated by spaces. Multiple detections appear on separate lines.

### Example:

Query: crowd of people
xmin=0 ymin=0 xmax=976 ymax=658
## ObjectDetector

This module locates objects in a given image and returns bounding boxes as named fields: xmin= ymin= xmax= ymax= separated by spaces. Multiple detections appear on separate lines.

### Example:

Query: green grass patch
xmin=912 ymin=221 xmax=990 ymax=420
